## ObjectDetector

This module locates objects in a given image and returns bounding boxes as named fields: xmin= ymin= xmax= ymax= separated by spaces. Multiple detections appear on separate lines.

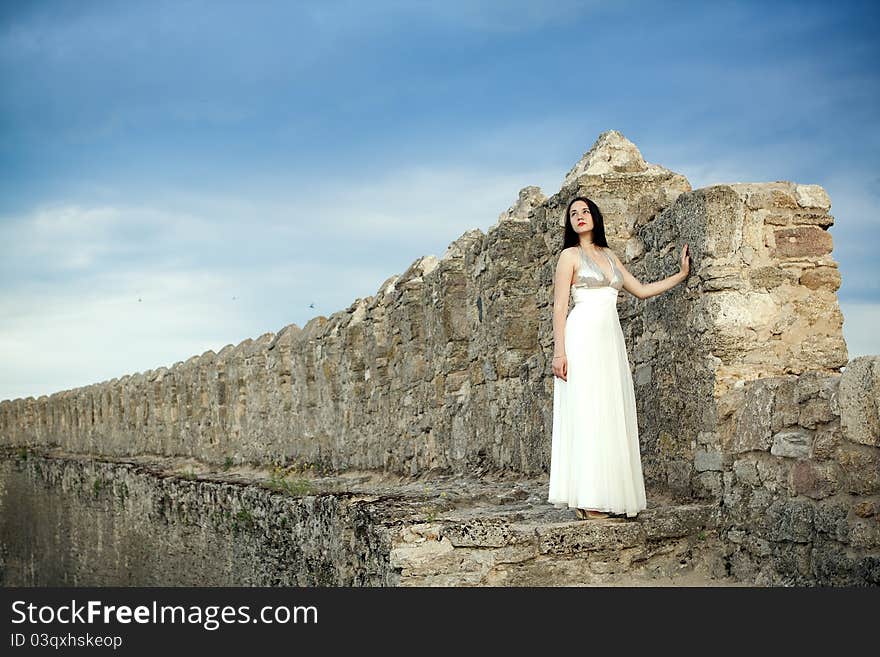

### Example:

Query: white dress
xmin=547 ymin=245 xmax=647 ymax=518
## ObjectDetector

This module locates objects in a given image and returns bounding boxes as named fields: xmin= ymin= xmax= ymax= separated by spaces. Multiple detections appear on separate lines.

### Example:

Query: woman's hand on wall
xmin=679 ymin=243 xmax=690 ymax=278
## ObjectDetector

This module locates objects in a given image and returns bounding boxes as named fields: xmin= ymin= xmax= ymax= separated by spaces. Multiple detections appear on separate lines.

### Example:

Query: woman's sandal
xmin=575 ymin=508 xmax=617 ymax=520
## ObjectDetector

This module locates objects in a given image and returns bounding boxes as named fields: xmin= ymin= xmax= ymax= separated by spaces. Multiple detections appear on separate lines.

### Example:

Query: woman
xmin=547 ymin=196 xmax=690 ymax=520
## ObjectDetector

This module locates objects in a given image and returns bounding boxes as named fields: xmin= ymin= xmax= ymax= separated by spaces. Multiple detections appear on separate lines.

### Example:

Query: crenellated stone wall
xmin=1 ymin=129 xmax=876 ymax=585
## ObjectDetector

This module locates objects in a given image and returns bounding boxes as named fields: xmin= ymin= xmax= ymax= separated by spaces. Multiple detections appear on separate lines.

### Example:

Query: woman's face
xmin=569 ymin=200 xmax=593 ymax=234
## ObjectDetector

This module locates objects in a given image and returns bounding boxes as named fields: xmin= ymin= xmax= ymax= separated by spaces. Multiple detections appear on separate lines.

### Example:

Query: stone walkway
xmin=105 ymin=454 xmax=747 ymax=586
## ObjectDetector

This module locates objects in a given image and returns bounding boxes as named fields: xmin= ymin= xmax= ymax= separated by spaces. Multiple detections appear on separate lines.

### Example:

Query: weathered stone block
xmin=536 ymin=521 xmax=642 ymax=555
xmin=794 ymin=371 xmax=823 ymax=402
xmin=693 ymin=471 xmax=723 ymax=498
xmin=839 ymin=356 xmax=880 ymax=447
xmin=491 ymin=543 xmax=539 ymax=565
xmin=635 ymin=364 xmax=652 ymax=387
xmin=769 ymin=541 xmax=813 ymax=580
xmin=770 ymin=378 xmax=802 ymax=432
xmin=771 ymin=226 xmax=833 ymax=258
xmin=836 ymin=443 xmax=880 ymax=495
xmin=848 ymin=517 xmax=880 ymax=549
xmin=766 ymin=498 xmax=815 ymax=543
xmin=728 ymin=380 xmax=776 ymax=453
xmin=723 ymin=480 xmax=747 ymax=512
xmin=756 ymin=458 xmax=788 ymax=493
xmin=814 ymin=497 xmax=851 ymax=543
xmin=794 ymin=184 xmax=831 ymax=211
xmin=791 ymin=212 xmax=834 ymax=227
xmin=441 ymin=519 xmax=530 ymax=548
xmin=640 ymin=504 xmax=719 ymax=540
xmin=697 ymin=431 xmax=719 ymax=446
xmin=798 ymin=397 xmax=835 ymax=430
xmin=787 ymin=460 xmax=841 ymax=499
xmin=665 ymin=460 xmax=693 ymax=494
xmin=748 ymin=488 xmax=776 ymax=516
xmin=811 ymin=543 xmax=864 ymax=586
xmin=770 ymin=429 xmax=811 ymax=458
xmin=694 ymin=448 xmax=722 ymax=472
xmin=799 ymin=266 xmax=841 ymax=291
xmin=732 ymin=458 xmax=760 ymax=486
xmin=858 ymin=556 xmax=880 ymax=584
xmin=749 ymin=266 xmax=794 ymax=290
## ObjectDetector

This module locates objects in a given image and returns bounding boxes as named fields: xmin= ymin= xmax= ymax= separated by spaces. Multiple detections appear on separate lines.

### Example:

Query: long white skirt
xmin=547 ymin=286 xmax=647 ymax=518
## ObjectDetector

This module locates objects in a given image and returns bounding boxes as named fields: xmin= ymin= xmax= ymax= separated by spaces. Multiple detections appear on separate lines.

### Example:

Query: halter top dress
xmin=547 ymin=245 xmax=647 ymax=518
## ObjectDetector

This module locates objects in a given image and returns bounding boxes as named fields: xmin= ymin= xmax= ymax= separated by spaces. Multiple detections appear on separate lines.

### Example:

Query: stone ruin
xmin=0 ymin=130 xmax=877 ymax=586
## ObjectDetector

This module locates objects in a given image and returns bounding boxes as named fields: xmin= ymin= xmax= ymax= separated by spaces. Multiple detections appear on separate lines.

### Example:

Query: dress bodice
xmin=572 ymin=245 xmax=623 ymax=291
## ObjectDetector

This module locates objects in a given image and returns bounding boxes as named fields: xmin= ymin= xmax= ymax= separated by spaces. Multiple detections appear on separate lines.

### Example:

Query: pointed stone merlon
xmin=562 ymin=129 xmax=673 ymax=184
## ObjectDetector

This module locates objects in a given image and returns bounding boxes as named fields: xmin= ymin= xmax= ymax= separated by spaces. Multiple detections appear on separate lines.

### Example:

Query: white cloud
xmin=1 ymin=204 xmax=119 ymax=270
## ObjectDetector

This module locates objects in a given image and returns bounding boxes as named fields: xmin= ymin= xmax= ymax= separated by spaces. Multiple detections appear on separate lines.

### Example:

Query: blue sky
xmin=1 ymin=0 xmax=878 ymax=401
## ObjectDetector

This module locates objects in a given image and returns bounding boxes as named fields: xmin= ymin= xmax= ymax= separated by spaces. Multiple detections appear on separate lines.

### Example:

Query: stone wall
xmin=624 ymin=181 xmax=847 ymax=496
xmin=714 ymin=357 xmax=880 ymax=585
xmin=0 ymin=448 xmax=395 ymax=585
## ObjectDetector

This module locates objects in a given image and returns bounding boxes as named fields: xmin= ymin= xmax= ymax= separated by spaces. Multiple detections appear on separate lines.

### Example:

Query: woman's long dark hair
xmin=562 ymin=196 xmax=609 ymax=250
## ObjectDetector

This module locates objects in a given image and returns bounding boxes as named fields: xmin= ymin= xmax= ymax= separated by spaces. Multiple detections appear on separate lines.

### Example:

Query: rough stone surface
xmin=561 ymin=129 xmax=678 ymax=184
xmin=716 ymin=366 xmax=880 ymax=585
xmin=0 ymin=448 xmax=395 ymax=586
xmin=495 ymin=185 xmax=547 ymax=225
xmin=839 ymin=356 xmax=880 ymax=447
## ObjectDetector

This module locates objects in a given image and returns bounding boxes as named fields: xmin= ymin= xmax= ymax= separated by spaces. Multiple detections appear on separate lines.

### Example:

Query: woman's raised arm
xmin=607 ymin=244 xmax=690 ymax=300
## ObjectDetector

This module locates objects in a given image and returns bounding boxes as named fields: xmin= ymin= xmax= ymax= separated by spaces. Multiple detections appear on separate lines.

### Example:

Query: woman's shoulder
xmin=556 ymin=246 xmax=579 ymax=271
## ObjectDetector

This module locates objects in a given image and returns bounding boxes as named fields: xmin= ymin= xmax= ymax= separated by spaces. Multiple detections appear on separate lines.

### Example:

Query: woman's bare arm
xmin=607 ymin=244 xmax=690 ymax=300
xmin=552 ymin=248 xmax=575 ymax=356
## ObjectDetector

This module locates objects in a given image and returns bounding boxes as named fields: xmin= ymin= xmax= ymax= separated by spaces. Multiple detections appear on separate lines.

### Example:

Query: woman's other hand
xmin=680 ymin=243 xmax=690 ymax=277
xmin=552 ymin=355 xmax=567 ymax=381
